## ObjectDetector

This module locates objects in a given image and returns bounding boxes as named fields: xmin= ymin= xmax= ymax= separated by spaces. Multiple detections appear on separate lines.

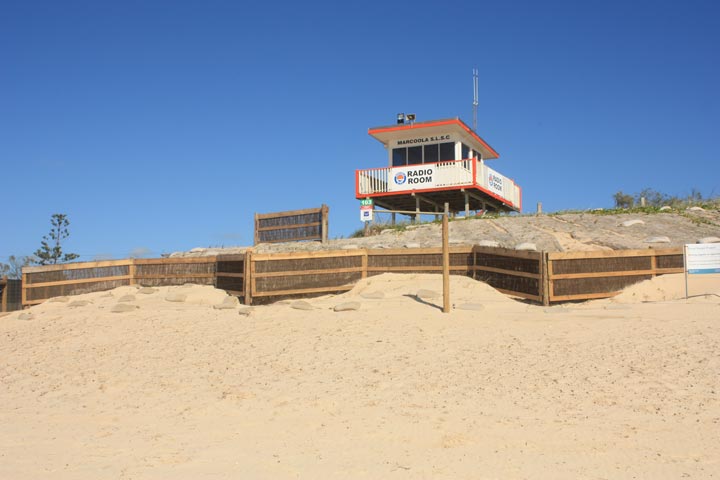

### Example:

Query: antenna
xmin=472 ymin=68 xmax=479 ymax=131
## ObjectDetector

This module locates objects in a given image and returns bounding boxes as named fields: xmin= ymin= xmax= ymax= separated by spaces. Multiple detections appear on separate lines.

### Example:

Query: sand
xmin=1 ymin=274 xmax=719 ymax=479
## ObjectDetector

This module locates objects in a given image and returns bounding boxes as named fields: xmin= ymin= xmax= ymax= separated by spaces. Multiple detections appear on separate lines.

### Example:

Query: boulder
xmin=333 ymin=302 xmax=361 ymax=312
xmin=110 ymin=303 xmax=139 ymax=313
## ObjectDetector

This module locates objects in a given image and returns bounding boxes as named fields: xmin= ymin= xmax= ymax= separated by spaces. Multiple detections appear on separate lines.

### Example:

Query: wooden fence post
xmin=321 ymin=204 xmax=329 ymax=243
xmin=253 ymin=213 xmax=259 ymax=246
xmin=1 ymin=276 xmax=6 ymax=312
xmin=442 ymin=203 xmax=450 ymax=313
xmin=128 ymin=260 xmax=137 ymax=286
xmin=243 ymin=250 xmax=253 ymax=305
xmin=361 ymin=250 xmax=368 ymax=279
xmin=541 ymin=252 xmax=550 ymax=306
xmin=650 ymin=249 xmax=657 ymax=277
xmin=21 ymin=272 xmax=27 ymax=309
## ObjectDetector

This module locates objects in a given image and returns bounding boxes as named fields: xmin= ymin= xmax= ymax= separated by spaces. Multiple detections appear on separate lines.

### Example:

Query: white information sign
xmin=360 ymin=205 xmax=373 ymax=222
xmin=685 ymin=243 xmax=720 ymax=274
xmin=684 ymin=243 xmax=720 ymax=298
xmin=388 ymin=165 xmax=438 ymax=192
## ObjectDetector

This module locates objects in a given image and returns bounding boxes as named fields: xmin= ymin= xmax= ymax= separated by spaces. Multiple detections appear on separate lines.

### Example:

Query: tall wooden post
xmin=442 ymin=202 xmax=451 ymax=313
xmin=321 ymin=204 xmax=329 ymax=243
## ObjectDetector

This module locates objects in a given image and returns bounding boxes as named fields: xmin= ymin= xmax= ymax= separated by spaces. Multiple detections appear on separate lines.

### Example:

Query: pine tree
xmin=33 ymin=214 xmax=80 ymax=265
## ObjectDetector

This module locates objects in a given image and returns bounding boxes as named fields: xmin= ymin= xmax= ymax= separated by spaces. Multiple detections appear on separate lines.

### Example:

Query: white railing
xmin=356 ymin=159 xmax=521 ymax=210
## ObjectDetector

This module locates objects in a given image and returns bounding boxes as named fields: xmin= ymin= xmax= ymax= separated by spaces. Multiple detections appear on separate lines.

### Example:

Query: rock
xmin=333 ymin=302 xmax=361 ymax=312
xmin=68 ymin=300 xmax=92 ymax=308
xmin=659 ymin=206 xmax=672 ymax=211
xmin=138 ymin=287 xmax=158 ymax=294
xmin=515 ymin=242 xmax=537 ymax=251
xmin=416 ymin=289 xmax=440 ymax=299
xmin=49 ymin=296 xmax=69 ymax=303
xmin=213 ymin=296 xmax=240 ymax=310
xmin=687 ymin=206 xmax=705 ymax=211
xmin=341 ymin=245 xmax=359 ymax=250
xmin=371 ymin=244 xmax=389 ymax=249
xmin=17 ymin=312 xmax=34 ymax=320
xmin=621 ymin=219 xmax=644 ymax=227
xmin=290 ymin=300 xmax=314 ymax=311
xmin=456 ymin=303 xmax=485 ymax=311
xmin=698 ymin=237 xmax=720 ymax=244
xmin=477 ymin=240 xmax=500 ymax=248
xmin=644 ymin=236 xmax=670 ymax=243
xmin=117 ymin=295 xmax=136 ymax=303
xmin=380 ymin=229 xmax=396 ymax=236
xmin=165 ymin=293 xmax=187 ymax=303
xmin=405 ymin=243 xmax=421 ymax=249
xmin=360 ymin=291 xmax=385 ymax=300
xmin=110 ymin=303 xmax=139 ymax=313
xmin=238 ymin=307 xmax=253 ymax=316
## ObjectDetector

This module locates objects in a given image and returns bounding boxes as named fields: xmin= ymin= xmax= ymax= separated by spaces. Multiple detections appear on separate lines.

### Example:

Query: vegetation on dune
xmin=348 ymin=188 xmax=719 ymax=237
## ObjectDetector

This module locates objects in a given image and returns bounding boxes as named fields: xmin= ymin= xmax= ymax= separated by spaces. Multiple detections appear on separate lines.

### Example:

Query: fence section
xmin=22 ymin=258 xmax=215 ymax=307
xmin=247 ymin=250 xmax=366 ymax=303
xmin=472 ymin=246 xmax=544 ymax=303
xmin=18 ymin=246 xmax=688 ymax=308
xmin=134 ymin=258 xmax=215 ymax=287
xmin=254 ymin=205 xmax=329 ymax=245
xmin=546 ymin=248 xmax=684 ymax=302
xmin=215 ymin=254 xmax=247 ymax=300
xmin=1 ymin=277 xmax=23 ymax=312
xmin=23 ymin=260 xmax=133 ymax=306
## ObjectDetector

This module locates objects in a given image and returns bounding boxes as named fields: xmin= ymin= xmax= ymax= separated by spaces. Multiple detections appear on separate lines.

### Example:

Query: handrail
xmin=356 ymin=158 xmax=521 ymax=210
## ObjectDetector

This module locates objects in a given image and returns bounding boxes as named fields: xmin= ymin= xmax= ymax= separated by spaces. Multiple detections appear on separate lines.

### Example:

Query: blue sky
xmin=2 ymin=0 xmax=719 ymax=261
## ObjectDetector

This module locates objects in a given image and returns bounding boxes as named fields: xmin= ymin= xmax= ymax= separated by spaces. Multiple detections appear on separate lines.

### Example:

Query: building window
xmin=408 ymin=146 xmax=422 ymax=165
xmin=439 ymin=142 xmax=455 ymax=161
xmin=423 ymin=144 xmax=439 ymax=164
xmin=392 ymin=148 xmax=407 ymax=166
xmin=461 ymin=144 xmax=470 ymax=160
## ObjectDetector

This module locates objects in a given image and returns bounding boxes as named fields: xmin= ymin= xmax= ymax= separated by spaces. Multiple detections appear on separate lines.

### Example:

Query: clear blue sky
xmin=2 ymin=0 xmax=719 ymax=261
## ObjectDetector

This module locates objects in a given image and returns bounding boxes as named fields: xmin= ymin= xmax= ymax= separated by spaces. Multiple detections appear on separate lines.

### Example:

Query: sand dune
xmin=1 ymin=274 xmax=719 ymax=479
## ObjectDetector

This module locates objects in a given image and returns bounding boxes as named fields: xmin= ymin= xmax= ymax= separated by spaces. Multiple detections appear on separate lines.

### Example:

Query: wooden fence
xmin=22 ymin=257 xmax=216 ymax=307
xmin=18 ymin=246 xmax=686 ymax=308
xmin=1 ymin=277 xmax=23 ymax=312
xmin=254 ymin=205 xmax=329 ymax=245
xmin=546 ymin=248 xmax=684 ymax=302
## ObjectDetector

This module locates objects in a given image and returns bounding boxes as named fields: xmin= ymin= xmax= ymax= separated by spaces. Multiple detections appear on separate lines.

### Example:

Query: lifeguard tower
xmin=355 ymin=116 xmax=521 ymax=220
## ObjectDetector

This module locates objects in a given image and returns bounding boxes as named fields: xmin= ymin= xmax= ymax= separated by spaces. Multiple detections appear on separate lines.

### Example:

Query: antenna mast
xmin=472 ymin=68 xmax=479 ymax=131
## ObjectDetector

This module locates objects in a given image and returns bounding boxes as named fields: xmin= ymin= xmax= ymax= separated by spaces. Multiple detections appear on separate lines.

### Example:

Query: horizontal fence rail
xmin=18 ymin=246 xmax=687 ymax=308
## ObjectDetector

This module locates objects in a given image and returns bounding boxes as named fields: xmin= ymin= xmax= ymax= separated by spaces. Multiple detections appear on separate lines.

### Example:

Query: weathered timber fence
xmin=1 ymin=277 xmax=23 ymax=312
xmin=22 ymin=257 xmax=217 ymax=307
xmin=546 ymin=248 xmax=684 ymax=302
xmin=254 ymin=205 xmax=329 ymax=245
xmin=19 ymin=246 xmax=686 ymax=308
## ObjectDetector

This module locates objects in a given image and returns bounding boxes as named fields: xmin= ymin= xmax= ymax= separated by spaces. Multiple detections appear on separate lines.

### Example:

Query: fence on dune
xmin=254 ymin=205 xmax=329 ymax=245
xmin=19 ymin=246 xmax=685 ymax=308
xmin=1 ymin=277 xmax=23 ymax=312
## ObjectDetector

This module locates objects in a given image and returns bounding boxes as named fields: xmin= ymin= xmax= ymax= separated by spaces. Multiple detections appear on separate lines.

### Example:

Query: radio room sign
xmin=389 ymin=165 xmax=437 ymax=192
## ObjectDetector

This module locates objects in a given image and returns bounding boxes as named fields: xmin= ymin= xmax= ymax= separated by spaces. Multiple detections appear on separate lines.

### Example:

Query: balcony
xmin=355 ymin=158 xmax=521 ymax=213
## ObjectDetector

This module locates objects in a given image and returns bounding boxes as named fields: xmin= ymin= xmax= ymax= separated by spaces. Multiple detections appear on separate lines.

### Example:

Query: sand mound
xmin=609 ymin=273 xmax=720 ymax=303
xmin=345 ymin=272 xmax=522 ymax=307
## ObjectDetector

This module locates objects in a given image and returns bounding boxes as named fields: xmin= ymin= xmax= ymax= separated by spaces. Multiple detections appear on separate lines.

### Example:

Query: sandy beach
xmin=1 ymin=273 xmax=719 ymax=479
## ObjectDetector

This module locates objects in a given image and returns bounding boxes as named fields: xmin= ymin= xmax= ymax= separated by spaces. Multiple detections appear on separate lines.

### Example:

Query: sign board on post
xmin=683 ymin=243 xmax=720 ymax=298
xmin=360 ymin=205 xmax=373 ymax=222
